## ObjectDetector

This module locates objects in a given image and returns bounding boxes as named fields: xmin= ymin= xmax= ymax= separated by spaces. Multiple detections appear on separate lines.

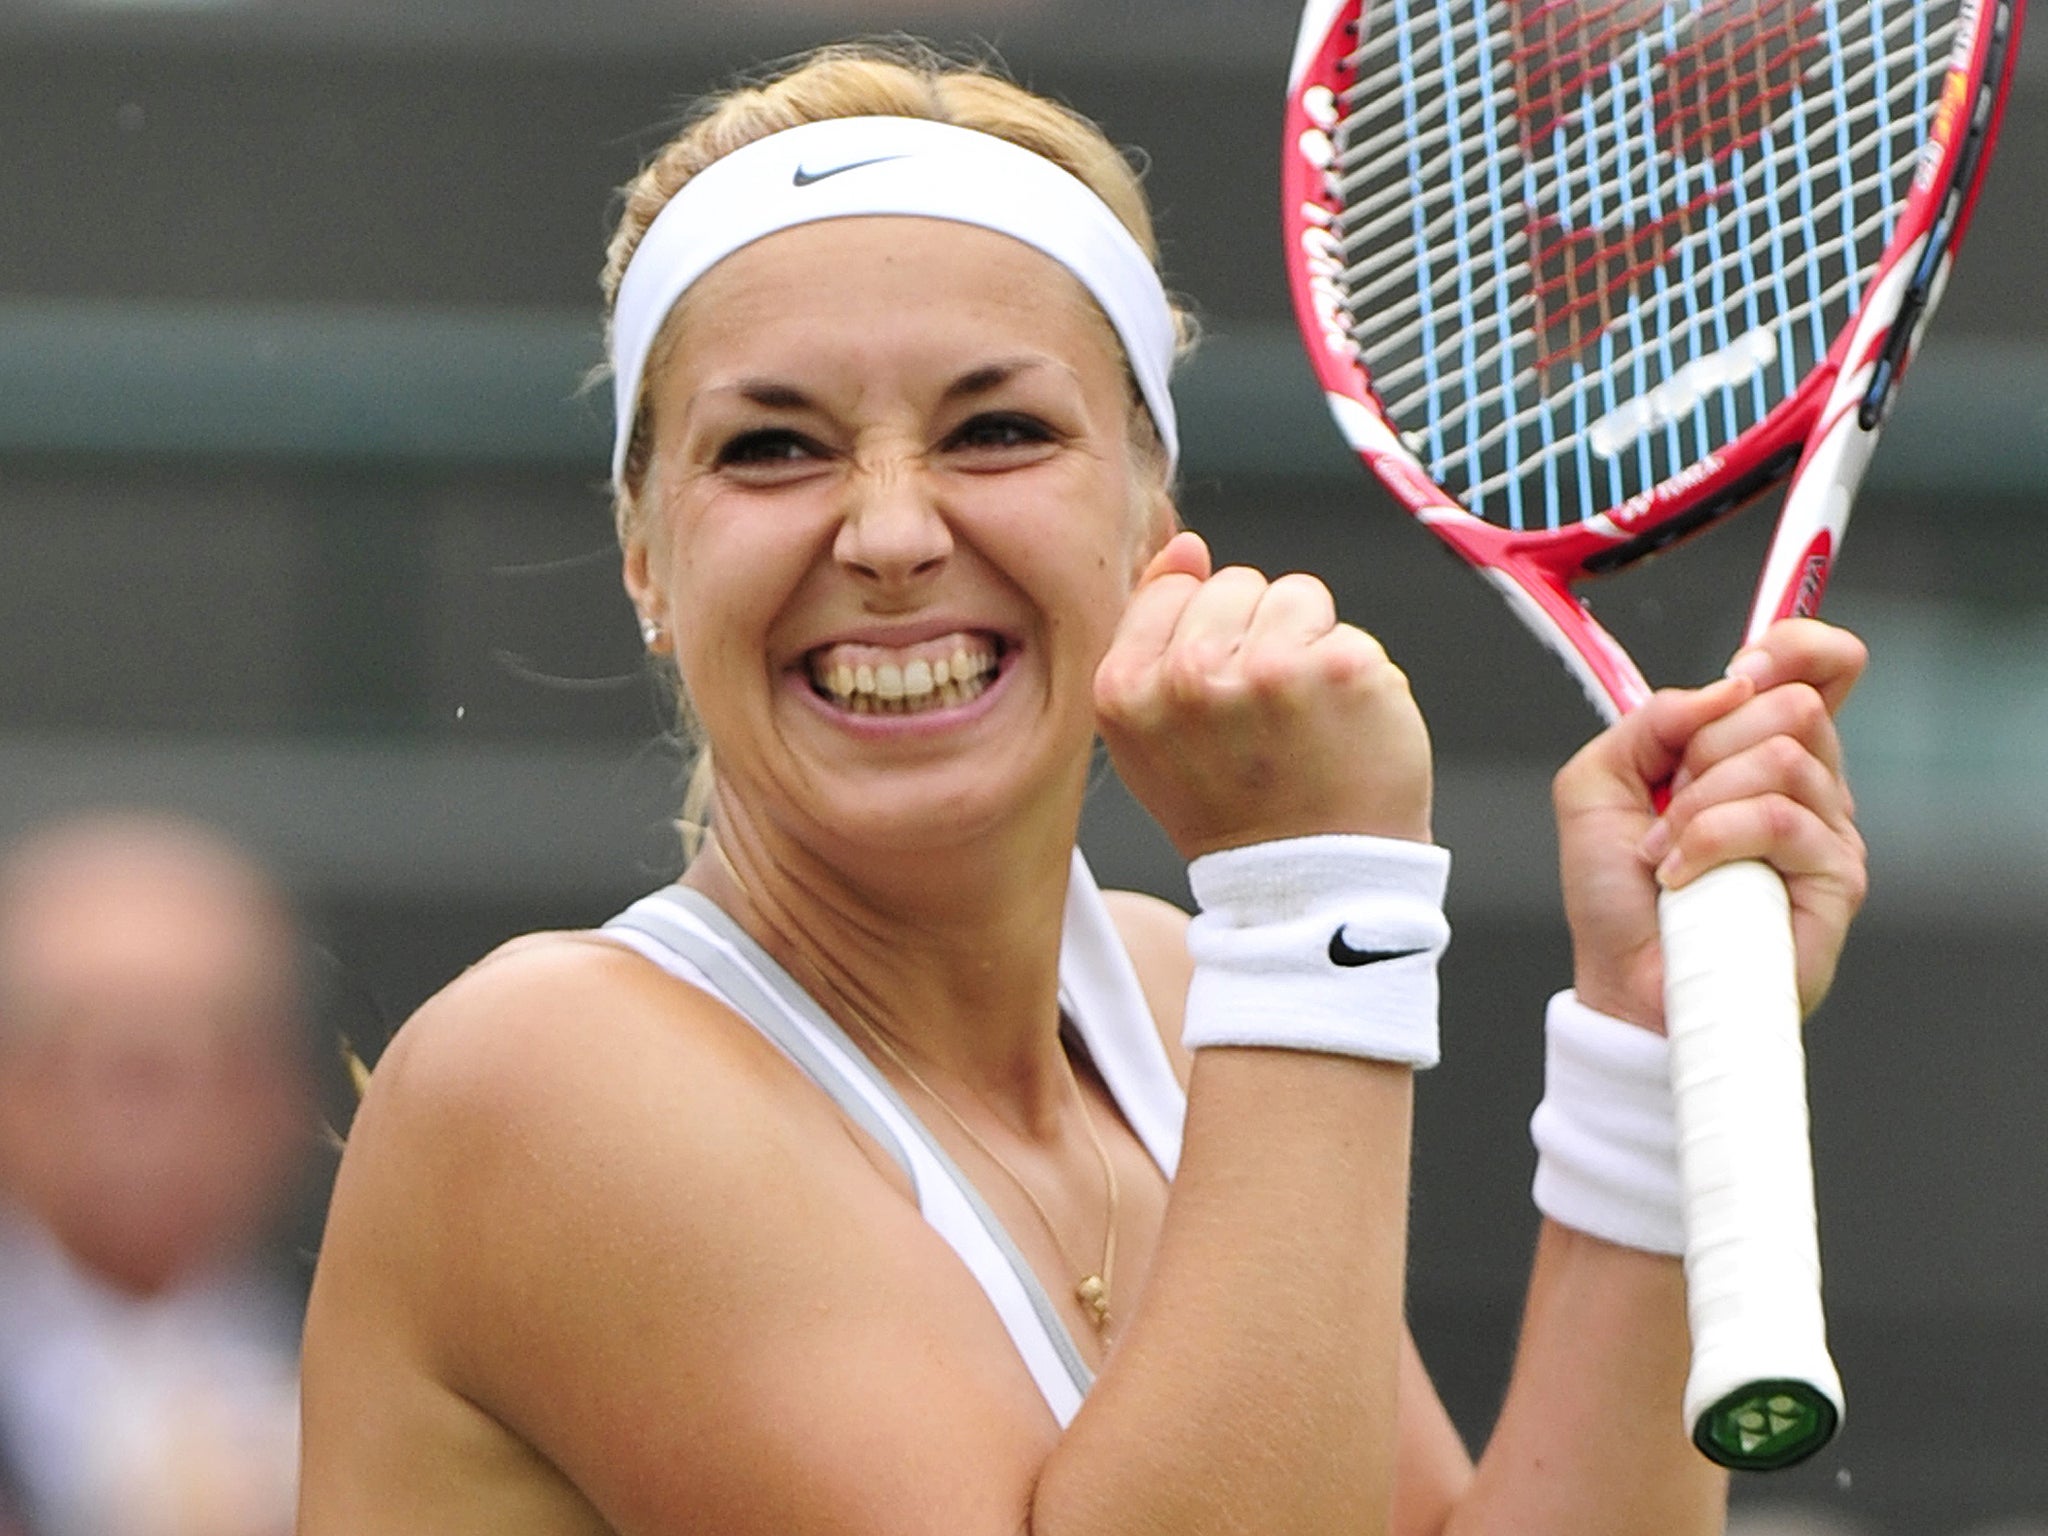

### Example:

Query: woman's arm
xmin=1104 ymin=889 xmax=1478 ymax=1534
xmin=1087 ymin=613 xmax=1866 ymax=1536
xmin=1039 ymin=530 xmax=1443 ymax=1534
xmin=1446 ymin=618 xmax=1869 ymax=1535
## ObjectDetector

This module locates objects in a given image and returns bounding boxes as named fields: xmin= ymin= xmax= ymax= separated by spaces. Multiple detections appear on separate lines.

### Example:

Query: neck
xmin=689 ymin=778 xmax=1127 ymax=1341
xmin=689 ymin=789 xmax=1081 ymax=1115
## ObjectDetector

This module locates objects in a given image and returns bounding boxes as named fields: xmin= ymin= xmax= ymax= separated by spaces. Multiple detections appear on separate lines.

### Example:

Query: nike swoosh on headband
xmin=792 ymin=154 xmax=909 ymax=188
xmin=1327 ymin=929 xmax=1429 ymax=968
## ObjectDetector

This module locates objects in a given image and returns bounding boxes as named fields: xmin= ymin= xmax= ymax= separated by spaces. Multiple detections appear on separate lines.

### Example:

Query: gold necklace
xmin=709 ymin=839 xmax=1121 ymax=1334
xmin=839 ymin=997 xmax=1121 ymax=1334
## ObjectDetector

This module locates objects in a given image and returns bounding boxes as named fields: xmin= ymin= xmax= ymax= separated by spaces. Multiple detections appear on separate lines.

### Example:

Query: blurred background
xmin=0 ymin=0 xmax=2040 ymax=1530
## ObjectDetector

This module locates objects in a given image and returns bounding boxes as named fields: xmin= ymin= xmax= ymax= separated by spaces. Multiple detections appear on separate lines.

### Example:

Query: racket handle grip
xmin=1658 ymin=859 xmax=1844 ymax=1471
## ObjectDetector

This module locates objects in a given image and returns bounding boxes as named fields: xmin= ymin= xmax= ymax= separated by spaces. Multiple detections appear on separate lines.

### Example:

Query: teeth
xmin=810 ymin=635 xmax=1000 ymax=714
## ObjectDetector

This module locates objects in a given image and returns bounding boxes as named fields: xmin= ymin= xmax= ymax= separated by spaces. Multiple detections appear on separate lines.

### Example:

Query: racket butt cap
xmin=1688 ymin=1370 xmax=1843 ymax=1472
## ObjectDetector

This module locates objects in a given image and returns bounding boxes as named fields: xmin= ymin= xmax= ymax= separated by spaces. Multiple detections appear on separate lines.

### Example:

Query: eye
xmin=945 ymin=412 xmax=1057 ymax=455
xmin=715 ymin=428 xmax=823 ymax=469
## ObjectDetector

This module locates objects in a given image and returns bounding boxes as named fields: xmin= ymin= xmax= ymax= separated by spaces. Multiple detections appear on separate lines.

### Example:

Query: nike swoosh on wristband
xmin=791 ymin=155 xmax=909 ymax=187
xmin=1327 ymin=929 xmax=1429 ymax=968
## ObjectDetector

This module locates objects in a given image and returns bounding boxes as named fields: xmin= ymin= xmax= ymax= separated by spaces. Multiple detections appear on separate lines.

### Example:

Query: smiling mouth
xmin=806 ymin=632 xmax=1004 ymax=716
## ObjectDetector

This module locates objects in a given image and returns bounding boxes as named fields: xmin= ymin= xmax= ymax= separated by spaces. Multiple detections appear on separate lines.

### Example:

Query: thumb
xmin=1138 ymin=529 xmax=1212 ymax=587
xmin=1622 ymin=674 xmax=1756 ymax=793
xmin=1558 ymin=674 xmax=1756 ymax=820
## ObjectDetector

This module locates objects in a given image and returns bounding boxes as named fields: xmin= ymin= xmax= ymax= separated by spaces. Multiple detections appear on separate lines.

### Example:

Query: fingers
xmin=1558 ymin=618 xmax=1865 ymax=815
xmin=1244 ymin=571 xmax=1341 ymax=654
xmin=1671 ymin=677 xmax=1848 ymax=796
xmin=1648 ymin=791 xmax=1867 ymax=897
xmin=1684 ymin=615 xmax=1867 ymax=790
xmin=1658 ymin=728 xmax=1854 ymax=844
xmin=1165 ymin=565 xmax=1283 ymax=681
xmin=1171 ymin=569 xmax=1343 ymax=693
xmin=1728 ymin=617 xmax=1868 ymax=712
xmin=1096 ymin=553 xmax=1432 ymax=855
xmin=1593 ymin=618 xmax=1864 ymax=809
xmin=1645 ymin=752 xmax=1865 ymax=893
xmin=1643 ymin=629 xmax=1870 ymax=1007
xmin=1100 ymin=556 xmax=1341 ymax=715
xmin=1646 ymin=683 xmax=1857 ymax=876
xmin=1600 ymin=675 xmax=1755 ymax=805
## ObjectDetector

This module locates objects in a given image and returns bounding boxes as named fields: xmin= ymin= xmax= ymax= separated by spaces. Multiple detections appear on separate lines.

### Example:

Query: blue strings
xmin=1335 ymin=0 xmax=1945 ymax=529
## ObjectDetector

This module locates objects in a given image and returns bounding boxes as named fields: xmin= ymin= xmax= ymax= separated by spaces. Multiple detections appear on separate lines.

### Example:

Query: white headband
xmin=608 ymin=115 xmax=1180 ymax=489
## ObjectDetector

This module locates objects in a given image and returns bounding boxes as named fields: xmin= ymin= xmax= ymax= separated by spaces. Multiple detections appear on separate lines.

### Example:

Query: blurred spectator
xmin=0 ymin=813 xmax=309 ymax=1536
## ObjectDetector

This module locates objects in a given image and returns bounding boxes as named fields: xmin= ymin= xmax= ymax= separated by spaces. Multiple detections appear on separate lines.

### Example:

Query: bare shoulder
xmin=1098 ymin=886 xmax=1190 ymax=970
xmin=338 ymin=932 xmax=792 ymax=1233
xmin=317 ymin=929 xmax=844 ymax=1381
xmin=359 ymin=929 xmax=787 ymax=1150
xmin=1098 ymin=888 xmax=1193 ymax=1084
xmin=301 ymin=932 xmax=834 ymax=1532
xmin=303 ymin=929 xmax=1058 ymax=1536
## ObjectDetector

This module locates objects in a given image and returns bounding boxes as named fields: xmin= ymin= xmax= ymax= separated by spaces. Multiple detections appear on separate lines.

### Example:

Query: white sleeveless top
xmin=600 ymin=849 xmax=1185 ymax=1426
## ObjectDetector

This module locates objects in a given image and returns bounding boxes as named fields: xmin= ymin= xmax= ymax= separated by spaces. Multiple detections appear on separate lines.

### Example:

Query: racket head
xmin=1284 ymin=0 xmax=2025 ymax=715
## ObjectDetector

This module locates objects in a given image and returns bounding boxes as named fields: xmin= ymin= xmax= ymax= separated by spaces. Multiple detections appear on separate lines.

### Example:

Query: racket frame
xmin=1282 ymin=0 xmax=2024 ymax=1472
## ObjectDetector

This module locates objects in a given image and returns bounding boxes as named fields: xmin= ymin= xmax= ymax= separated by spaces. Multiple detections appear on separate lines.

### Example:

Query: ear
xmin=621 ymin=519 xmax=668 ymax=639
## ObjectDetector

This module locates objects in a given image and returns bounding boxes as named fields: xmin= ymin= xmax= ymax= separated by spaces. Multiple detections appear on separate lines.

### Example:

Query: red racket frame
xmin=1281 ymin=0 xmax=2022 ymax=718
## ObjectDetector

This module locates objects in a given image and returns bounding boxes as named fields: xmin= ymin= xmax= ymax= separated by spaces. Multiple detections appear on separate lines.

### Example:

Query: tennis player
xmin=298 ymin=41 xmax=1869 ymax=1536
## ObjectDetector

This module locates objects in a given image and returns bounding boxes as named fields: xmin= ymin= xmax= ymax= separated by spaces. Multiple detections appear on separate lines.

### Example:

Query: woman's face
xmin=625 ymin=216 xmax=1174 ymax=860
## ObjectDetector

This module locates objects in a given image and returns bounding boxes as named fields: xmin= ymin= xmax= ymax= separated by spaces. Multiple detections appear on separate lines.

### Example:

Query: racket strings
xmin=1365 ymin=167 xmax=1900 ymax=471
xmin=1336 ymin=94 xmax=1897 ymax=327
xmin=1324 ymin=0 xmax=1960 ymax=529
xmin=1344 ymin=101 xmax=1905 ymax=403
xmin=1334 ymin=8 xmax=1919 ymax=272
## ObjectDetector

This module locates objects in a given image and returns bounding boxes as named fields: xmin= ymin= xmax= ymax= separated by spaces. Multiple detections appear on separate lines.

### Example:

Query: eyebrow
xmin=941 ymin=356 xmax=1070 ymax=403
xmin=676 ymin=377 xmax=813 ymax=432
xmin=728 ymin=380 xmax=812 ymax=410
xmin=698 ymin=356 xmax=1073 ymax=417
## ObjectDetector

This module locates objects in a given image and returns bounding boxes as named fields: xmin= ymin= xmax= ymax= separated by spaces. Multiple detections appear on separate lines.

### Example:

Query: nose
xmin=832 ymin=453 xmax=952 ymax=591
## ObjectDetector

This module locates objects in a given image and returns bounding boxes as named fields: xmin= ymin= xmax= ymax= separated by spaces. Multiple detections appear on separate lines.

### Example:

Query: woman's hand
xmin=1555 ymin=618 xmax=1870 ymax=1031
xmin=1095 ymin=531 xmax=1434 ymax=859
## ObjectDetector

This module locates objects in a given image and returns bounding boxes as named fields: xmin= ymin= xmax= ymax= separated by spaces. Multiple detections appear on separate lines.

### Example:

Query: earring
xmin=640 ymin=619 xmax=661 ymax=647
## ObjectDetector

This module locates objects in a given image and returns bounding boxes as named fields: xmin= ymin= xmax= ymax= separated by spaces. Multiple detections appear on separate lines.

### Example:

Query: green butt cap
xmin=1694 ymin=1381 xmax=1840 ymax=1471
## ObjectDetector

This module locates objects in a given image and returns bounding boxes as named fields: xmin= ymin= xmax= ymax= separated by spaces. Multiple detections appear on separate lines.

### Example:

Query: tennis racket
xmin=1282 ymin=0 xmax=2021 ymax=1471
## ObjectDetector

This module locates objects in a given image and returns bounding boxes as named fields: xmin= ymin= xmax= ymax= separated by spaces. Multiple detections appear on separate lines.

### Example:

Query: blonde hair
xmin=603 ymin=40 xmax=1191 ymax=854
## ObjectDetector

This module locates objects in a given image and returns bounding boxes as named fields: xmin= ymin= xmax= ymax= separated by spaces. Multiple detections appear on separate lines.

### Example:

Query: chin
xmin=811 ymin=759 xmax=1081 ymax=862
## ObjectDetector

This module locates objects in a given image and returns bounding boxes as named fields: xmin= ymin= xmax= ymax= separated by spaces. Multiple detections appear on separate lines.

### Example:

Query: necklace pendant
xmin=1075 ymin=1274 xmax=1110 ymax=1332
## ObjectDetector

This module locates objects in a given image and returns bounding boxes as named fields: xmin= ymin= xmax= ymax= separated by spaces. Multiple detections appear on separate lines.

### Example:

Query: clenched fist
xmin=1095 ymin=532 xmax=1434 ymax=860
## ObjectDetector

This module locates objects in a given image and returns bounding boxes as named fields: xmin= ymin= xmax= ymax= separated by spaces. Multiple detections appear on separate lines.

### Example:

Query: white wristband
xmin=1530 ymin=990 xmax=1685 ymax=1255
xmin=1183 ymin=835 xmax=1450 ymax=1067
